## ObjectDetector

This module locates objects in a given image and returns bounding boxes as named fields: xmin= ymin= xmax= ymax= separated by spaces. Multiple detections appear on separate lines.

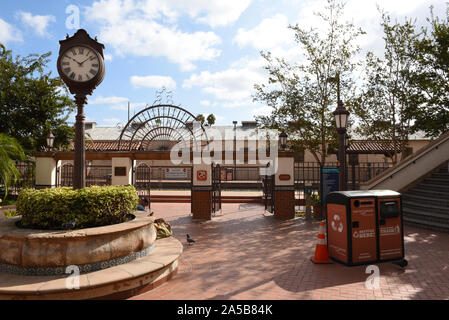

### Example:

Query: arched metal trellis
xmin=117 ymin=104 xmax=209 ymax=152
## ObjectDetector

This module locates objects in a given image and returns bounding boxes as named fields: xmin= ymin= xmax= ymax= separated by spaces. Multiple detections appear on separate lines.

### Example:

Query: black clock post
xmin=57 ymin=29 xmax=106 ymax=189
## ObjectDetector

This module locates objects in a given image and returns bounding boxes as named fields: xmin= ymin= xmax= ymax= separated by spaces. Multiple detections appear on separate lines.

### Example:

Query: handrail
xmin=361 ymin=131 xmax=449 ymax=189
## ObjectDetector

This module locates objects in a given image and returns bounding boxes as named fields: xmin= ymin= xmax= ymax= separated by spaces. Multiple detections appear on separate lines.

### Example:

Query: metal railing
xmin=221 ymin=166 xmax=264 ymax=182
xmin=1 ymin=162 xmax=36 ymax=196
xmin=294 ymin=162 xmax=391 ymax=193
xmin=57 ymin=165 xmax=112 ymax=187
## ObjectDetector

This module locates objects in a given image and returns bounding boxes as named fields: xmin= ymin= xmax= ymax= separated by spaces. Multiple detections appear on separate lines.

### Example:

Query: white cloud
xmin=183 ymin=57 xmax=266 ymax=107
xmin=0 ymin=18 xmax=22 ymax=43
xmin=84 ymin=0 xmax=230 ymax=71
xmin=104 ymin=54 xmax=113 ymax=62
xmin=252 ymin=105 xmax=273 ymax=117
xmin=86 ymin=0 xmax=251 ymax=28
xmin=234 ymin=14 xmax=294 ymax=50
xmin=102 ymin=118 xmax=121 ymax=124
xmin=91 ymin=96 xmax=129 ymax=105
xmin=131 ymin=75 xmax=176 ymax=89
xmin=18 ymin=11 xmax=55 ymax=37
xmin=111 ymin=102 xmax=147 ymax=111
xmin=200 ymin=100 xmax=212 ymax=107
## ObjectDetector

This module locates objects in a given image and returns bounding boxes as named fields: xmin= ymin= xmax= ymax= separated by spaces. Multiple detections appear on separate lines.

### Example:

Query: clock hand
xmin=68 ymin=57 xmax=82 ymax=65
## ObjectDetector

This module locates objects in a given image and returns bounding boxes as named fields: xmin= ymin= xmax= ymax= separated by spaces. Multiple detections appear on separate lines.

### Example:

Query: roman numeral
xmin=85 ymin=74 xmax=91 ymax=80
xmin=69 ymin=72 xmax=76 ymax=79
xmin=62 ymin=62 xmax=70 ymax=66
xmin=79 ymin=48 xmax=84 ymax=55
xmin=64 ymin=67 xmax=71 ymax=73
xmin=89 ymin=69 xmax=97 ymax=75
xmin=86 ymin=50 xmax=91 ymax=56
xmin=90 ymin=56 xmax=96 ymax=61
xmin=71 ymin=49 xmax=77 ymax=56
xmin=92 ymin=64 xmax=99 ymax=67
xmin=78 ymin=75 xmax=83 ymax=81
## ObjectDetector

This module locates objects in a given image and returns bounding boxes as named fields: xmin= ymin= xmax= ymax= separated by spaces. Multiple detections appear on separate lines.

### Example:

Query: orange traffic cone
xmin=311 ymin=221 xmax=333 ymax=264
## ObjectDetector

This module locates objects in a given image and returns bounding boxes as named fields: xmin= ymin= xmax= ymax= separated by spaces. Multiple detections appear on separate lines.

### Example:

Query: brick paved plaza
xmin=132 ymin=203 xmax=449 ymax=300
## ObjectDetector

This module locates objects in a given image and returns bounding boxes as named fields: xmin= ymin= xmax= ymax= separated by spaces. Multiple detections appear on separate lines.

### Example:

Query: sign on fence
xmin=164 ymin=168 xmax=188 ymax=179
xmin=321 ymin=167 xmax=340 ymax=204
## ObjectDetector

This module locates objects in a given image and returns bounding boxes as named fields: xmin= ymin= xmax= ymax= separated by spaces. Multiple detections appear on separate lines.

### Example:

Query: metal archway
xmin=117 ymin=104 xmax=209 ymax=151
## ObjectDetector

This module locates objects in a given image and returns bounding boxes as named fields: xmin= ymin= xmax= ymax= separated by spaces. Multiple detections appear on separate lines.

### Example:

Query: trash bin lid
xmin=326 ymin=190 xmax=401 ymax=201
xmin=367 ymin=190 xmax=401 ymax=198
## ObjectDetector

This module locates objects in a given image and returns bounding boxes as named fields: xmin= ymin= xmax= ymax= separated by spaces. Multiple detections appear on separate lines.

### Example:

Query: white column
xmin=111 ymin=158 xmax=133 ymax=186
xmin=35 ymin=157 xmax=57 ymax=188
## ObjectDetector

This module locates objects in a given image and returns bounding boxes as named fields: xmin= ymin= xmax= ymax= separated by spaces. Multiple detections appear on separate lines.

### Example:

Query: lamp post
xmin=333 ymin=100 xmax=350 ymax=191
xmin=279 ymin=130 xmax=288 ymax=151
xmin=46 ymin=131 xmax=55 ymax=152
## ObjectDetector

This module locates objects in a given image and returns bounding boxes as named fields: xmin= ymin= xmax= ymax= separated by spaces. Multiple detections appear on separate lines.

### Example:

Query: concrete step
xmin=402 ymin=205 xmax=449 ymax=220
xmin=406 ymin=188 xmax=448 ymax=199
xmin=403 ymin=216 xmax=449 ymax=233
xmin=418 ymin=183 xmax=449 ymax=191
xmin=402 ymin=193 xmax=449 ymax=207
xmin=424 ymin=177 xmax=449 ymax=185
xmin=403 ymin=201 xmax=449 ymax=215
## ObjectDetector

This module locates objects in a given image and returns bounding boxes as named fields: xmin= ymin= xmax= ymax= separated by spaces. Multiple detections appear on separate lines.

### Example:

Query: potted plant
xmin=311 ymin=194 xmax=322 ymax=219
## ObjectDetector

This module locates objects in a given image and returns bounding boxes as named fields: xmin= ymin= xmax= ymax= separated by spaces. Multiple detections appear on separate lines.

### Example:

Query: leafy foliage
xmin=253 ymin=0 xmax=365 ymax=165
xmin=411 ymin=8 xmax=449 ymax=137
xmin=0 ymin=133 xmax=25 ymax=201
xmin=353 ymin=12 xmax=421 ymax=163
xmin=16 ymin=185 xmax=139 ymax=230
xmin=0 ymin=44 xmax=75 ymax=154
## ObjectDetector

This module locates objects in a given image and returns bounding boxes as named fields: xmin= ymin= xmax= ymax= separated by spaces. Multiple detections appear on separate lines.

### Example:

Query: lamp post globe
xmin=279 ymin=130 xmax=288 ymax=151
xmin=46 ymin=131 xmax=55 ymax=151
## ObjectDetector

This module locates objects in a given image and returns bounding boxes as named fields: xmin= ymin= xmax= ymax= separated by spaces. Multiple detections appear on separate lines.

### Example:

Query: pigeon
xmin=62 ymin=218 xmax=78 ymax=230
xmin=186 ymin=234 xmax=196 ymax=245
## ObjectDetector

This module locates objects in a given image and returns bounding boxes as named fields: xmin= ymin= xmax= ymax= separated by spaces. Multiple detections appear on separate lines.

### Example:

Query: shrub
xmin=16 ymin=185 xmax=139 ymax=230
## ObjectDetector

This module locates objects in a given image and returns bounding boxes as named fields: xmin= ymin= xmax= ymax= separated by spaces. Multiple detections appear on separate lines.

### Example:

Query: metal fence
xmin=57 ymin=164 xmax=112 ymax=187
xmin=1 ymin=162 xmax=36 ymax=196
xmin=221 ymin=166 xmax=264 ymax=182
xmin=294 ymin=162 xmax=391 ymax=194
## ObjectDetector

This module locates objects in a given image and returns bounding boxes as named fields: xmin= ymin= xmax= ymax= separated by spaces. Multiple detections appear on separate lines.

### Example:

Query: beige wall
xmin=111 ymin=158 xmax=133 ymax=186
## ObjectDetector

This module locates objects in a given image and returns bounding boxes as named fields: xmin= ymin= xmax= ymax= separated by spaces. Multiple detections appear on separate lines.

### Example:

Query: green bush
xmin=16 ymin=185 xmax=139 ymax=230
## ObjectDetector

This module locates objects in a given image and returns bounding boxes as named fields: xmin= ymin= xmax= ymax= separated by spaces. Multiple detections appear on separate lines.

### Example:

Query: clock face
xmin=60 ymin=46 xmax=101 ymax=83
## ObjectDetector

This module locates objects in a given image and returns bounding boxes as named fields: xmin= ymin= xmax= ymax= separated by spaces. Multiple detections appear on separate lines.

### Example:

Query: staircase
xmin=402 ymin=164 xmax=449 ymax=232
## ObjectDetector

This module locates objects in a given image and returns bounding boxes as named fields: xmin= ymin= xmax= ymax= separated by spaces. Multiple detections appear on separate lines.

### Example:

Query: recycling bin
xmin=325 ymin=190 xmax=407 ymax=267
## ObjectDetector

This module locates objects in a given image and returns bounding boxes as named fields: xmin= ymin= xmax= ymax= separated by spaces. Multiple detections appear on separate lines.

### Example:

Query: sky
xmin=0 ymin=0 xmax=447 ymax=127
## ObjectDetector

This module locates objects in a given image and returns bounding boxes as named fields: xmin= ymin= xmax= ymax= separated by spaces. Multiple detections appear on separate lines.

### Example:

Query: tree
xmin=0 ymin=133 xmax=25 ymax=201
xmin=411 ymin=8 xmax=449 ymax=138
xmin=196 ymin=114 xmax=205 ymax=125
xmin=253 ymin=0 xmax=365 ymax=165
xmin=206 ymin=114 xmax=216 ymax=126
xmin=0 ymin=44 xmax=75 ymax=154
xmin=353 ymin=12 xmax=421 ymax=164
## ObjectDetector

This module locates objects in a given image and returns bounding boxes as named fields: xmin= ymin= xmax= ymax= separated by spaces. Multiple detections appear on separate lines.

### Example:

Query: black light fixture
xmin=46 ymin=131 xmax=55 ymax=151
xmin=279 ymin=130 xmax=288 ymax=151
xmin=333 ymin=100 xmax=350 ymax=191
xmin=333 ymin=100 xmax=350 ymax=133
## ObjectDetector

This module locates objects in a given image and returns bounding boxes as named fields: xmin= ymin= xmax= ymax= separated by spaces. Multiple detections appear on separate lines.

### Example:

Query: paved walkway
xmin=132 ymin=203 xmax=449 ymax=300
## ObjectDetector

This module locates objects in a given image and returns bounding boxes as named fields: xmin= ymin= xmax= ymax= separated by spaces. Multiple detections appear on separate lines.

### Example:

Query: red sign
xmin=197 ymin=170 xmax=208 ymax=181
xmin=279 ymin=174 xmax=291 ymax=181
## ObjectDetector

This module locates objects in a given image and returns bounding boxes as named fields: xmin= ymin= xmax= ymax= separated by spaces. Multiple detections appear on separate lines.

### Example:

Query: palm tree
xmin=0 ymin=134 xmax=25 ymax=201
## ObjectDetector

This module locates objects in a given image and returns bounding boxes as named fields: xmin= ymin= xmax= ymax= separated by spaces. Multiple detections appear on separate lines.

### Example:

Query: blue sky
xmin=0 ymin=0 xmax=446 ymax=127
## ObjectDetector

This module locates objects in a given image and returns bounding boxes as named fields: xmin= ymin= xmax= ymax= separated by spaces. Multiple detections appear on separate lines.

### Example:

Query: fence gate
xmin=263 ymin=171 xmax=275 ymax=213
xmin=134 ymin=164 xmax=151 ymax=203
xmin=58 ymin=163 xmax=74 ymax=187
xmin=212 ymin=164 xmax=222 ymax=215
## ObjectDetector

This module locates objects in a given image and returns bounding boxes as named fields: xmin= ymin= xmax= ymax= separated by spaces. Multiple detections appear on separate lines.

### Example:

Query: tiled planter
xmin=0 ymin=211 xmax=156 ymax=275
